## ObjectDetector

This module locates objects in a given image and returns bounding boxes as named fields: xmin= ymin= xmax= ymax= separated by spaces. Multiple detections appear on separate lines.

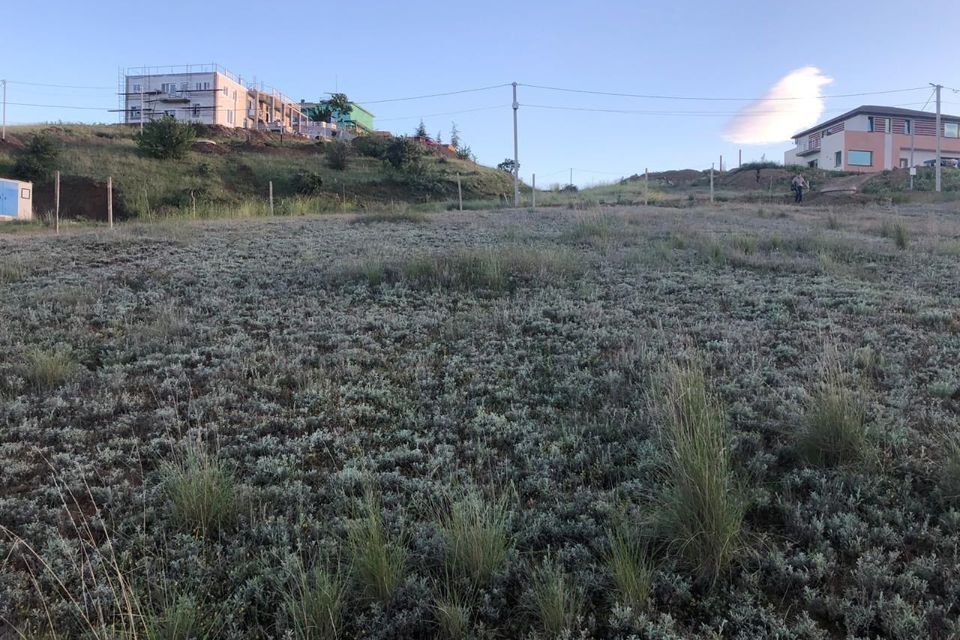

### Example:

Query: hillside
xmin=0 ymin=124 xmax=517 ymax=220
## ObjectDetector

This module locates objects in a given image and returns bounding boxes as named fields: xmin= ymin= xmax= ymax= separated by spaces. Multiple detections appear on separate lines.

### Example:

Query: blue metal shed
xmin=0 ymin=178 xmax=33 ymax=221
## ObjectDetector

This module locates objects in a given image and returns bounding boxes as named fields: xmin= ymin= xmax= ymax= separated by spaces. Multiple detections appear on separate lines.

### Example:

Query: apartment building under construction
xmin=122 ymin=64 xmax=307 ymax=133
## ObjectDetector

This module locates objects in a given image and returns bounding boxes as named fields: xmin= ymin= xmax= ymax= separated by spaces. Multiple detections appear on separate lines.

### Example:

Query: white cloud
xmin=724 ymin=67 xmax=833 ymax=145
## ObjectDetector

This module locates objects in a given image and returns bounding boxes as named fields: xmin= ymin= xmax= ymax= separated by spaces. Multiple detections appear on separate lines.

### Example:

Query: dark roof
xmin=792 ymin=104 xmax=960 ymax=139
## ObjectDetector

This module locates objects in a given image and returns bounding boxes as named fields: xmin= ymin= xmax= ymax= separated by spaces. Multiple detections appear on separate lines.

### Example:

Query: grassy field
xmin=0 ymin=125 xmax=517 ymax=220
xmin=2 ymin=202 xmax=960 ymax=638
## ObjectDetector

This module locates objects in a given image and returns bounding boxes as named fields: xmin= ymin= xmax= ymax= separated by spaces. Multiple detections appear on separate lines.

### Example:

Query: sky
xmin=3 ymin=0 xmax=959 ymax=187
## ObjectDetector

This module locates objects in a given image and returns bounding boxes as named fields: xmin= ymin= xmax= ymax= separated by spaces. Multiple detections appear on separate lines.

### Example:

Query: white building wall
xmin=819 ymin=131 xmax=845 ymax=170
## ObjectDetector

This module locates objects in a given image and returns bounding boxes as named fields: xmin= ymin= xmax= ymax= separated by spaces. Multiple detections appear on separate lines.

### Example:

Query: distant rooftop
xmin=792 ymin=104 xmax=960 ymax=139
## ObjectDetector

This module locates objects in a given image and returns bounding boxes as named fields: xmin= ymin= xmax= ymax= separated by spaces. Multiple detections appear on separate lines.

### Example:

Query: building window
xmin=900 ymin=158 xmax=908 ymax=168
xmin=203 ymin=82 xmax=210 ymax=90
xmin=222 ymin=87 xmax=228 ymax=95
xmin=835 ymin=151 xmax=842 ymax=167
xmin=808 ymin=160 xmax=818 ymax=168
xmin=130 ymin=106 xmax=141 ymax=121
xmin=868 ymin=117 xmax=889 ymax=133
xmin=164 ymin=110 xmax=176 ymax=117
xmin=848 ymin=150 xmax=873 ymax=166
xmin=945 ymin=122 xmax=960 ymax=138
xmin=132 ymin=83 xmax=141 ymax=93
xmin=904 ymin=119 xmax=911 ymax=134
xmin=192 ymin=104 xmax=201 ymax=117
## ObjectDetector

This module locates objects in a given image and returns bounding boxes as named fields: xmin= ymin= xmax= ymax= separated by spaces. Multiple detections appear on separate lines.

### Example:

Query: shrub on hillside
xmin=136 ymin=116 xmax=196 ymax=160
xmin=326 ymin=141 xmax=351 ymax=171
xmin=383 ymin=137 xmax=424 ymax=171
xmin=292 ymin=170 xmax=324 ymax=195
xmin=13 ymin=133 xmax=60 ymax=182
xmin=353 ymin=135 xmax=391 ymax=159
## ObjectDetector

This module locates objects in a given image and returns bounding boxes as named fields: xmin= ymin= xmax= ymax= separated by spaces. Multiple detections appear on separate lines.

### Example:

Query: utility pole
xmin=139 ymin=80 xmax=144 ymax=133
xmin=910 ymin=117 xmax=916 ymax=191
xmin=569 ymin=168 xmax=573 ymax=187
xmin=710 ymin=163 xmax=715 ymax=204
xmin=512 ymin=82 xmax=519 ymax=207
xmin=933 ymin=83 xmax=943 ymax=193
xmin=2 ymin=79 xmax=6 ymax=142
xmin=644 ymin=167 xmax=649 ymax=206
xmin=532 ymin=173 xmax=536 ymax=208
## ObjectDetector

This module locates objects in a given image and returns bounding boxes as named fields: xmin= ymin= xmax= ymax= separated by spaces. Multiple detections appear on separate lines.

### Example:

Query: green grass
xmin=880 ymin=221 xmax=910 ymax=250
xmin=280 ymin=559 xmax=347 ymax=640
xmin=347 ymin=491 xmax=407 ymax=604
xmin=162 ymin=444 xmax=238 ymax=537
xmin=529 ymin=558 xmax=585 ymax=636
xmin=607 ymin=526 xmax=653 ymax=611
xmin=21 ymin=346 xmax=80 ymax=392
xmin=433 ymin=581 xmax=472 ymax=640
xmin=145 ymin=593 xmax=210 ymax=640
xmin=437 ymin=489 xmax=512 ymax=585
xmin=653 ymin=362 xmax=743 ymax=582
xmin=798 ymin=362 xmax=867 ymax=466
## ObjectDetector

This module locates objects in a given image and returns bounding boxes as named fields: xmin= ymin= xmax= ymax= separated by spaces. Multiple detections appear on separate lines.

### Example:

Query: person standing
xmin=791 ymin=173 xmax=809 ymax=203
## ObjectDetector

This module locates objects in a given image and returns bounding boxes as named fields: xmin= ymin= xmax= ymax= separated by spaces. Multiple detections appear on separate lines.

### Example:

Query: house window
xmin=164 ymin=110 xmax=176 ymax=117
xmin=945 ymin=122 xmax=960 ymax=138
xmin=848 ymin=150 xmax=873 ymax=166
xmin=222 ymin=87 xmax=228 ymax=95
xmin=130 ymin=106 xmax=141 ymax=121
xmin=192 ymin=103 xmax=201 ymax=117
xmin=835 ymin=151 xmax=842 ymax=168
xmin=904 ymin=119 xmax=911 ymax=135
xmin=196 ymin=82 xmax=202 ymax=90
xmin=203 ymin=82 xmax=210 ymax=90
xmin=868 ymin=117 xmax=889 ymax=133
xmin=808 ymin=160 xmax=818 ymax=168
xmin=132 ymin=83 xmax=141 ymax=93
xmin=21 ymin=188 xmax=30 ymax=199
xmin=900 ymin=158 xmax=909 ymax=168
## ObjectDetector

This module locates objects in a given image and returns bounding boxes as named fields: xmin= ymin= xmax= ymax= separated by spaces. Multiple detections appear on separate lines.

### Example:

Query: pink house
xmin=784 ymin=105 xmax=960 ymax=172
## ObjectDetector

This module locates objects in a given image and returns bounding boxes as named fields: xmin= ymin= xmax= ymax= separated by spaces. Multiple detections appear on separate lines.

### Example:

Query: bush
xmin=326 ymin=141 xmax=351 ymax=171
xmin=162 ymin=443 xmax=238 ymax=537
xmin=293 ymin=170 xmax=324 ymax=195
xmin=798 ymin=362 xmax=867 ymax=466
xmin=653 ymin=362 xmax=743 ymax=582
xmin=352 ymin=135 xmax=391 ymax=159
xmin=383 ymin=137 xmax=423 ymax=171
xmin=136 ymin=116 xmax=196 ymax=160
xmin=347 ymin=490 xmax=407 ymax=603
xmin=437 ymin=489 xmax=512 ymax=585
xmin=13 ymin=133 xmax=60 ymax=182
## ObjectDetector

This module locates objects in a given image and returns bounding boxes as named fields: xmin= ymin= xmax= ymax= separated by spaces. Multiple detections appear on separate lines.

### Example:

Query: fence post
xmin=107 ymin=176 xmax=113 ymax=228
xmin=269 ymin=181 xmax=274 ymax=215
xmin=457 ymin=173 xmax=463 ymax=211
xmin=54 ymin=170 xmax=60 ymax=234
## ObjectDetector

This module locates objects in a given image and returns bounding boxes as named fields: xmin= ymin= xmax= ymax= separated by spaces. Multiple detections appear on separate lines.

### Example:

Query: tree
xmin=305 ymin=93 xmax=351 ymax=124
xmin=450 ymin=122 xmax=460 ymax=150
xmin=136 ymin=116 xmax=196 ymax=160
xmin=13 ymin=133 xmax=60 ymax=182
xmin=384 ymin=137 xmax=424 ymax=171
xmin=497 ymin=158 xmax=518 ymax=173
xmin=456 ymin=145 xmax=474 ymax=162
xmin=436 ymin=131 xmax=442 ymax=145
xmin=327 ymin=141 xmax=351 ymax=171
xmin=415 ymin=120 xmax=428 ymax=139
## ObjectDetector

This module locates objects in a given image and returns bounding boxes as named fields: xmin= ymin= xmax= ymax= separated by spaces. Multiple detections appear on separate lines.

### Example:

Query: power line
xmin=376 ymin=104 xmax=508 ymax=122
xmin=5 ymin=101 xmax=114 ymax=111
xmin=518 ymin=82 xmax=929 ymax=102
xmin=358 ymin=83 xmax=512 ymax=104
xmin=521 ymin=100 xmax=936 ymax=117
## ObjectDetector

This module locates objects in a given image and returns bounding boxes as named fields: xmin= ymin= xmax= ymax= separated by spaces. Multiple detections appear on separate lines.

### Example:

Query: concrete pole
xmin=107 ymin=177 xmax=113 ymax=228
xmin=910 ymin=118 xmax=916 ymax=191
xmin=139 ymin=80 xmax=144 ymax=133
xmin=644 ymin=167 xmax=649 ymax=206
xmin=532 ymin=173 xmax=536 ymax=208
xmin=934 ymin=83 xmax=942 ymax=193
xmin=457 ymin=172 xmax=463 ymax=211
xmin=512 ymin=82 xmax=519 ymax=207
xmin=54 ymin=171 xmax=60 ymax=234
xmin=2 ymin=79 xmax=6 ymax=142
